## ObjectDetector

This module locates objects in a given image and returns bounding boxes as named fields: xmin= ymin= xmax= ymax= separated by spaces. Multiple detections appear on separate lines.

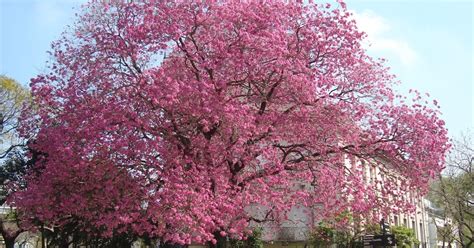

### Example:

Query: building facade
xmin=248 ymin=155 xmax=440 ymax=247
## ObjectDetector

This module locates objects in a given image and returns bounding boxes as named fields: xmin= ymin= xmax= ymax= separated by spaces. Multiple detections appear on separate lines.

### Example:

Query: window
xmin=420 ymin=222 xmax=424 ymax=243
xmin=412 ymin=220 xmax=417 ymax=238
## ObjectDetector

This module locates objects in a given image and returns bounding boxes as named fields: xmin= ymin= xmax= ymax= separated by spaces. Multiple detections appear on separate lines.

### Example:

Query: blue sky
xmin=1 ymin=0 xmax=473 ymax=138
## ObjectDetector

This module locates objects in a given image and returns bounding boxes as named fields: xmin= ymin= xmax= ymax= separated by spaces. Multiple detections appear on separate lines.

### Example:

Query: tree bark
xmin=0 ymin=226 xmax=21 ymax=248
xmin=208 ymin=232 xmax=226 ymax=248
xmin=4 ymin=236 xmax=16 ymax=248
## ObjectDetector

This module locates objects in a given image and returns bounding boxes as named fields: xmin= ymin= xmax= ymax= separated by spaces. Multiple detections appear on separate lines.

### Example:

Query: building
xmin=247 ymin=155 xmax=439 ymax=248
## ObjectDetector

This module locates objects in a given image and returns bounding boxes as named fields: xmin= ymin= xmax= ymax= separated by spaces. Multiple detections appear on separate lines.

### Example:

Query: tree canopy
xmin=11 ymin=1 xmax=449 ymax=245
xmin=0 ymin=76 xmax=30 ymax=159
xmin=0 ymin=76 xmax=31 ymax=248
xmin=428 ymin=133 xmax=473 ymax=247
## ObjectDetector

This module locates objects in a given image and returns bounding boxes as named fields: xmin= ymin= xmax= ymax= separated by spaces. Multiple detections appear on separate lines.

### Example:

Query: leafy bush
xmin=309 ymin=222 xmax=335 ymax=248
xmin=229 ymin=228 xmax=263 ymax=248
xmin=391 ymin=225 xmax=420 ymax=248
xmin=310 ymin=218 xmax=380 ymax=248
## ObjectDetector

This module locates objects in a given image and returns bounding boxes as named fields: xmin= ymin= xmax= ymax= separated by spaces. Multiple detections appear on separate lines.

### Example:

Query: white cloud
xmin=351 ymin=10 xmax=418 ymax=67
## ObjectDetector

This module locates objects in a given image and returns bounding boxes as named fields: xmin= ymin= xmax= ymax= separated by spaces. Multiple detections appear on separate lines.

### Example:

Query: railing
xmin=276 ymin=226 xmax=310 ymax=241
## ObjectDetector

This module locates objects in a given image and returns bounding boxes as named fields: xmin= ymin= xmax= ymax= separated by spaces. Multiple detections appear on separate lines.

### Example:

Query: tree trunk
xmin=457 ymin=200 xmax=465 ymax=247
xmin=0 ymin=219 xmax=22 ymax=248
xmin=0 ymin=230 xmax=20 ymax=248
xmin=206 ymin=231 xmax=227 ymax=248
xmin=4 ymin=236 xmax=16 ymax=248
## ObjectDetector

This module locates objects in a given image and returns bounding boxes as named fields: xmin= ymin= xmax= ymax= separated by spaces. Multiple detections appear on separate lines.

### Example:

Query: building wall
xmin=250 ymin=155 xmax=438 ymax=247
xmin=388 ymin=199 xmax=430 ymax=247
xmin=360 ymin=157 xmax=433 ymax=247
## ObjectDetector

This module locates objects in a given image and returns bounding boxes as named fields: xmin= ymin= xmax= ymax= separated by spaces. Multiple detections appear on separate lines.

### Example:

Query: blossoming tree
xmin=12 ymin=1 xmax=449 ymax=245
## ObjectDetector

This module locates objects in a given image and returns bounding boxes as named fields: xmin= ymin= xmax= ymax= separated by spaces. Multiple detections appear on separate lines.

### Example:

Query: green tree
xmin=436 ymin=223 xmax=457 ymax=248
xmin=391 ymin=225 xmax=419 ymax=248
xmin=428 ymin=133 xmax=474 ymax=248
xmin=309 ymin=216 xmax=378 ymax=248
xmin=0 ymin=75 xmax=30 ymax=159
xmin=0 ymin=76 xmax=31 ymax=248
xmin=229 ymin=228 xmax=264 ymax=248
xmin=309 ymin=222 xmax=335 ymax=248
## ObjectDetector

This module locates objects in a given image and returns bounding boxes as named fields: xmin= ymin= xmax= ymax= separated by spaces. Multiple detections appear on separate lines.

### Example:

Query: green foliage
xmin=310 ymin=220 xmax=371 ymax=248
xmin=0 ymin=76 xmax=32 ymax=245
xmin=309 ymin=222 xmax=335 ymax=248
xmin=364 ymin=222 xmax=381 ymax=235
xmin=0 ymin=151 xmax=28 ymax=205
xmin=0 ymin=75 xmax=29 ymax=109
xmin=229 ymin=228 xmax=263 ymax=248
xmin=436 ymin=223 xmax=457 ymax=246
xmin=391 ymin=225 xmax=419 ymax=248
xmin=43 ymin=221 xmax=137 ymax=248
xmin=334 ymin=210 xmax=353 ymax=224
xmin=427 ymin=133 xmax=474 ymax=247
xmin=4 ymin=207 xmax=18 ymax=221
xmin=333 ymin=230 xmax=364 ymax=248
xmin=310 ymin=211 xmax=353 ymax=248
xmin=0 ymin=75 xmax=30 ymax=133
xmin=0 ymin=75 xmax=31 ymax=160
